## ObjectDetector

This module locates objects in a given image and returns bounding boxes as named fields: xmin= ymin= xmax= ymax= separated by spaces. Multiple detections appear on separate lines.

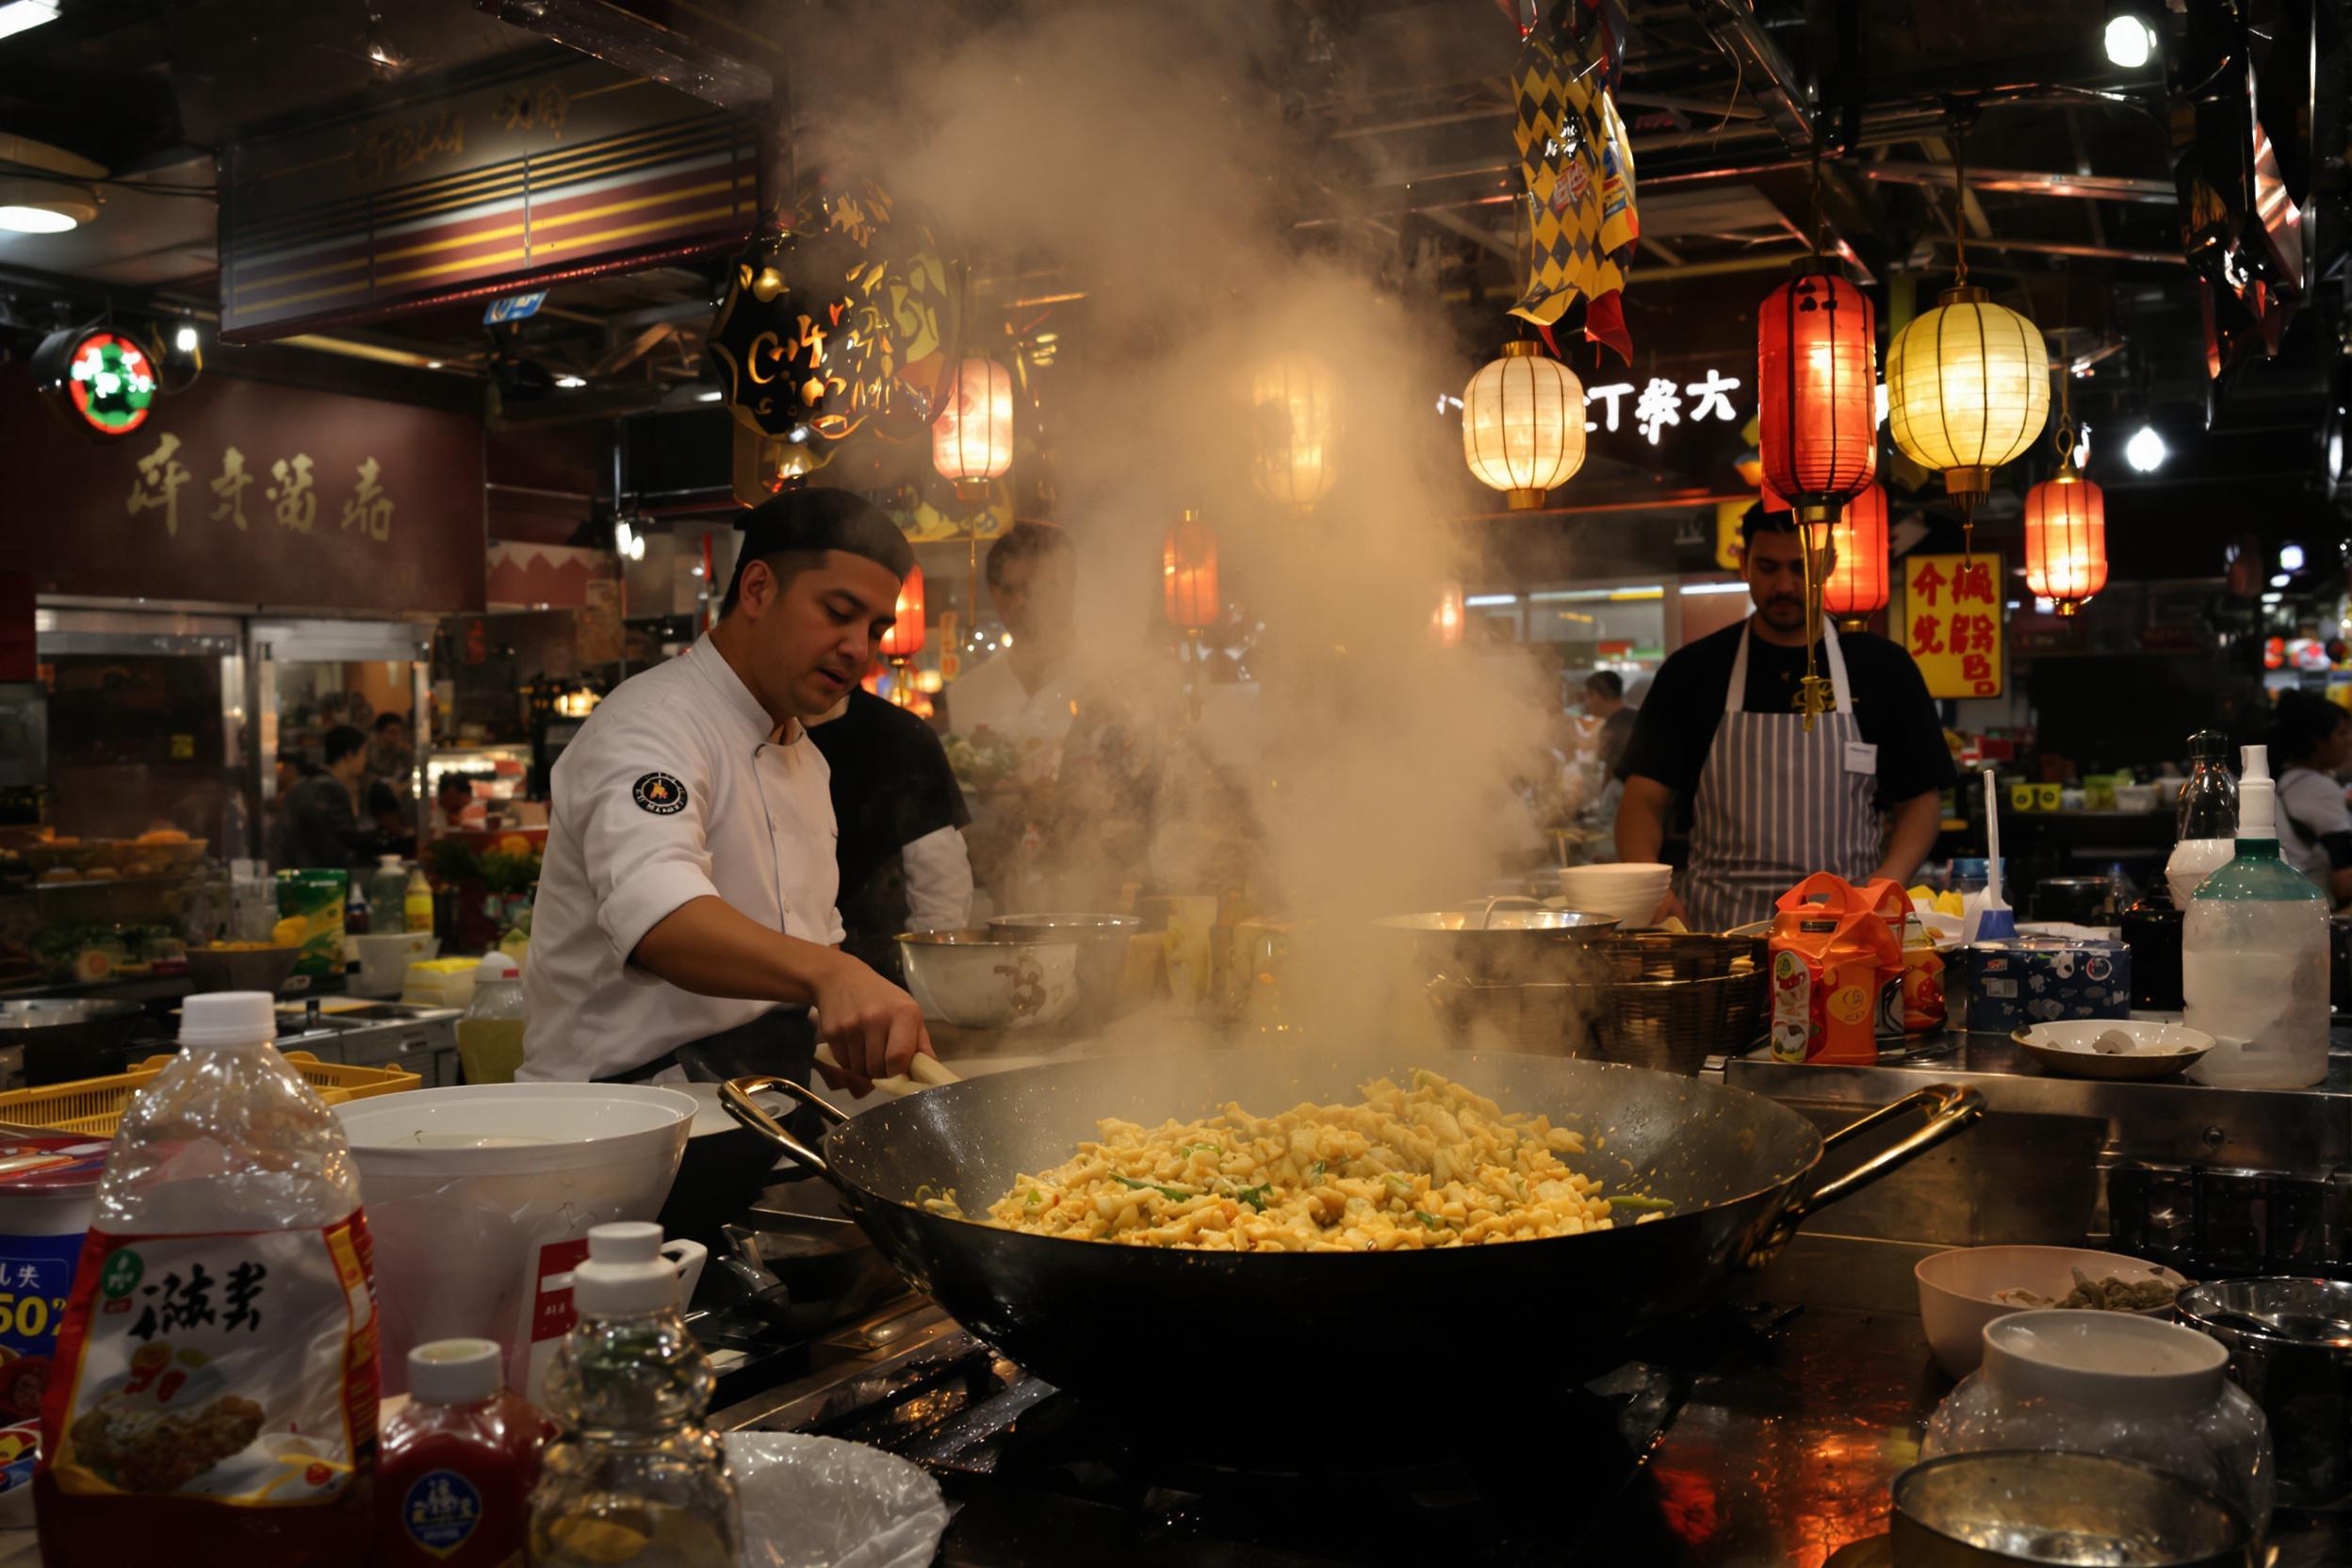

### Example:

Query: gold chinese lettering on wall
xmin=121 ymin=432 xmax=397 ymax=547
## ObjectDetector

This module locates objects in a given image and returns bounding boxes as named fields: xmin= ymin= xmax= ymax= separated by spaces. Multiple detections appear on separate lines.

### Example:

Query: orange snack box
xmin=1768 ymin=874 xmax=1906 ymax=1065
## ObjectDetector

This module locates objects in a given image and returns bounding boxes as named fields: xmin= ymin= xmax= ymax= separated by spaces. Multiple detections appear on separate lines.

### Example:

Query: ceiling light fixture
xmin=2103 ymin=10 xmax=2158 ymax=68
xmin=696 ymin=389 xmax=723 ymax=403
xmin=2279 ymin=544 xmax=2307 ymax=572
xmin=0 ymin=175 xmax=96 ymax=234
xmin=0 ymin=0 xmax=59 ymax=42
xmin=2124 ymin=425 xmax=2167 ymax=473
xmin=173 ymin=323 xmax=199 ymax=354
xmin=554 ymin=374 xmax=586 ymax=389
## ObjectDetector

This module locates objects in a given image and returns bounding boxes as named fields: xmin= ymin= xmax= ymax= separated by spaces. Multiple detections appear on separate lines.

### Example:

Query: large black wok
xmin=722 ymin=1052 xmax=1978 ymax=1437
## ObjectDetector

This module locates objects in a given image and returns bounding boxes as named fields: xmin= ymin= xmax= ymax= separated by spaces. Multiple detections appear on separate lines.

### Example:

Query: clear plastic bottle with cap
xmin=456 ymin=952 xmax=528 ymax=1086
xmin=371 ymin=854 xmax=413 ymax=935
xmin=528 ymin=1222 xmax=739 ymax=1568
xmin=35 ymin=991 xmax=380 ymax=1566
xmin=2184 ymin=744 xmax=2329 ymax=1087
xmin=2167 ymin=729 xmax=2240 ymax=906
xmin=378 ymin=1338 xmax=546 ymax=1567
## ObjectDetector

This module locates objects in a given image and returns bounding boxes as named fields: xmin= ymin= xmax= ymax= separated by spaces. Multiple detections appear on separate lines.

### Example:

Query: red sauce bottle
xmin=377 ymin=1339 xmax=544 ymax=1568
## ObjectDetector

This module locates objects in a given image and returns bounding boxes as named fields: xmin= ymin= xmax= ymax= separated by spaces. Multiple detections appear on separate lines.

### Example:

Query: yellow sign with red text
xmin=1901 ymin=553 xmax=2003 ymax=698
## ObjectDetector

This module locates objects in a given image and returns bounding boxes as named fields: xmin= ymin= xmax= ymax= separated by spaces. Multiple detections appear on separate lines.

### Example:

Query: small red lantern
xmin=879 ymin=564 xmax=926 ymax=660
xmin=1758 ymin=260 xmax=1878 ymax=524
xmin=2022 ymin=470 xmax=2108 ymax=616
xmin=1822 ymin=484 xmax=1890 ymax=625
xmin=1162 ymin=512 xmax=1218 ymax=631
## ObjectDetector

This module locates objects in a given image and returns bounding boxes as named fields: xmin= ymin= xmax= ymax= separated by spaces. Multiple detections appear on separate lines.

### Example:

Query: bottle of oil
xmin=527 ymin=1224 xmax=738 ymax=1568
xmin=455 ymin=953 xmax=528 ymax=1086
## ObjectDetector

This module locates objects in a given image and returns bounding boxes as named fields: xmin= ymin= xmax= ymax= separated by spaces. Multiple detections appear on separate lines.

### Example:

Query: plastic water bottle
xmin=2184 ymin=745 xmax=2329 ymax=1087
xmin=2167 ymin=729 xmax=2239 ymax=907
xmin=456 ymin=953 xmax=528 ymax=1086
xmin=528 ymin=1223 xmax=738 ymax=1568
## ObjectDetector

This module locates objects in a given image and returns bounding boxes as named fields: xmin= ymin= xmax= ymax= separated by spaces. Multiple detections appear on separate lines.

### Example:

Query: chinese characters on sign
xmin=122 ymin=433 xmax=394 ymax=544
xmin=1439 ymin=368 xmax=1749 ymax=448
xmin=1903 ymin=552 xmax=2004 ymax=698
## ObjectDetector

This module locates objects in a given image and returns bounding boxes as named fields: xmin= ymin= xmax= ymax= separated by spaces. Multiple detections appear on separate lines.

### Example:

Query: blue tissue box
xmin=1950 ymin=938 xmax=2132 ymax=1035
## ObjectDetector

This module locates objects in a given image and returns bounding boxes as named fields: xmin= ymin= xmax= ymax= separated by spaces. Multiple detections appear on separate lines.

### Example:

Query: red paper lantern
xmin=1162 ymin=513 xmax=1218 ymax=631
xmin=879 ymin=564 xmax=925 ymax=659
xmin=2022 ymin=470 xmax=2108 ymax=616
xmin=1758 ymin=260 xmax=1878 ymax=522
xmin=1822 ymin=484 xmax=1890 ymax=621
xmin=931 ymin=358 xmax=1015 ymax=500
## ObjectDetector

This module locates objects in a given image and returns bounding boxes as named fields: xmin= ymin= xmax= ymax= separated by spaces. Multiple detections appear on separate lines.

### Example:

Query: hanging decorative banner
xmin=1507 ymin=2 xmax=1639 ymax=362
xmin=1902 ymin=552 xmax=2004 ymax=698
xmin=705 ymin=175 xmax=958 ymax=484
xmin=33 ymin=330 xmax=160 ymax=436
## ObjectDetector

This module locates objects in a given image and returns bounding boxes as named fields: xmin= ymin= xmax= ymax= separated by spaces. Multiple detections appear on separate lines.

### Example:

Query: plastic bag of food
xmin=727 ymin=1432 xmax=948 ymax=1568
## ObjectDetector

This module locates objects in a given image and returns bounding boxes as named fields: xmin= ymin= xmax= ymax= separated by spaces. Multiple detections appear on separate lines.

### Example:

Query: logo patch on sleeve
xmin=632 ymin=772 xmax=689 ymax=814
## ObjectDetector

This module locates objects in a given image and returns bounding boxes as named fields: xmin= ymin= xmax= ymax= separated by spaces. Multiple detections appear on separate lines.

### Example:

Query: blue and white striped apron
xmin=1680 ymin=622 xmax=1884 ymax=932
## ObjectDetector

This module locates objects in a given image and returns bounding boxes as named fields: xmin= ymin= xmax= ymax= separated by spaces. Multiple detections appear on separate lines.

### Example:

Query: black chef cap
xmin=725 ymin=487 xmax=912 ymax=611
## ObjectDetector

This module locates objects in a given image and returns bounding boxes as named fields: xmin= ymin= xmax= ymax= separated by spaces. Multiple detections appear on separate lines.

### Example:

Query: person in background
xmin=434 ymin=772 xmax=485 ymax=831
xmin=945 ymin=521 xmax=1080 ymax=746
xmin=368 ymin=711 xmax=415 ymax=801
xmin=1613 ymin=512 xmax=1954 ymax=930
xmin=808 ymin=683 xmax=974 ymax=983
xmin=1584 ymin=671 xmax=1637 ymax=774
xmin=272 ymin=725 xmax=368 ymax=869
xmin=2267 ymin=689 xmax=2352 ymax=906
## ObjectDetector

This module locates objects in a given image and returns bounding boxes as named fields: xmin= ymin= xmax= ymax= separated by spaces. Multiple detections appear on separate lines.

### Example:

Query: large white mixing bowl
xmin=339 ymin=1082 xmax=696 ymax=1396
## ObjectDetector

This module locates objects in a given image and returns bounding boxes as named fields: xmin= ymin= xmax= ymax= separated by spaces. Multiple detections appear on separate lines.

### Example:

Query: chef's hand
xmin=809 ymin=952 xmax=931 ymax=1096
xmin=1650 ymin=890 xmax=1691 ymax=930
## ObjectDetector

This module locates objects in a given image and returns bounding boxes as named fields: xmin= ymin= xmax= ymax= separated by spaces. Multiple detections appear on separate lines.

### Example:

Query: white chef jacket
xmin=945 ymin=652 xmax=1079 ymax=746
xmin=519 ymin=637 xmax=845 ymax=1082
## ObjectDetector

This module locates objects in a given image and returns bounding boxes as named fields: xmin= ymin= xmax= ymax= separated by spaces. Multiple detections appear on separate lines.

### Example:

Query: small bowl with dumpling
xmin=2013 ymin=1020 xmax=2213 ymax=1080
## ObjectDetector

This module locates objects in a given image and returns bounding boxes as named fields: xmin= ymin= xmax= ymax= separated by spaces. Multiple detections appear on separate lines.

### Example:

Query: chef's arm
xmin=902 ymin=825 xmax=974 ymax=931
xmin=631 ymin=896 xmax=930 ymax=1084
xmin=1871 ymin=791 xmax=1944 ymax=888
xmin=1613 ymin=776 xmax=1672 ymax=864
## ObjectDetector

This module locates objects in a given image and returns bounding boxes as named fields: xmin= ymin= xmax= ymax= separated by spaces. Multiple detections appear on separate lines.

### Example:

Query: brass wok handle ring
xmin=720 ymin=1074 xmax=844 ymax=1187
xmin=1751 ymin=1084 xmax=1985 ymax=1266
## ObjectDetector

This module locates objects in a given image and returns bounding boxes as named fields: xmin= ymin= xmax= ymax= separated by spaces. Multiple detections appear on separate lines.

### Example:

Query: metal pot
xmin=1890 ymin=1450 xmax=2252 ymax=1567
xmin=985 ymin=913 xmax=1140 ymax=1021
xmin=2177 ymin=1277 xmax=2352 ymax=1510
xmin=1377 ymin=899 xmax=1619 ymax=986
xmin=0 ymin=999 xmax=147 ymax=1087
xmin=720 ymin=1050 xmax=1979 ymax=1444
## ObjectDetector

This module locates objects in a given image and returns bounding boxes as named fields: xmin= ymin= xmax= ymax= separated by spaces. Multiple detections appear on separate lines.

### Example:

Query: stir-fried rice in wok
xmin=965 ymin=1068 xmax=1669 ymax=1251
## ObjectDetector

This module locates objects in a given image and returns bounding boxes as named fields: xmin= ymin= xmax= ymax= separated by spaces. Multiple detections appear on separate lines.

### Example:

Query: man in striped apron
xmin=1612 ymin=514 xmax=1954 ymax=931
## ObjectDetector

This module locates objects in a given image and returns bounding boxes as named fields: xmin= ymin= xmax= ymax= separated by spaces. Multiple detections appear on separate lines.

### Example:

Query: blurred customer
xmin=808 ymin=684 xmax=974 ymax=983
xmin=2269 ymin=689 xmax=2352 ymax=906
xmin=368 ymin=711 xmax=415 ymax=800
xmin=1584 ymin=671 xmax=1637 ymax=774
xmin=272 ymin=725 xmax=368 ymax=869
xmin=434 ymin=773 xmax=486 ymax=831
xmin=947 ymin=521 xmax=1080 ymax=746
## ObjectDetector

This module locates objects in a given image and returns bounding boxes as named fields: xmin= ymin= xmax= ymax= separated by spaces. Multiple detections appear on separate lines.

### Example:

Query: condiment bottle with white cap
xmin=528 ymin=1222 xmax=737 ymax=1568
xmin=2184 ymin=743 xmax=2330 ymax=1087
xmin=378 ymin=1337 xmax=545 ymax=1567
xmin=456 ymin=951 xmax=528 ymax=1085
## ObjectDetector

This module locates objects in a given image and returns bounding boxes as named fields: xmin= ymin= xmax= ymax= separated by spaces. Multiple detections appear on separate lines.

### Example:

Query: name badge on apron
xmin=1843 ymin=740 xmax=1878 ymax=776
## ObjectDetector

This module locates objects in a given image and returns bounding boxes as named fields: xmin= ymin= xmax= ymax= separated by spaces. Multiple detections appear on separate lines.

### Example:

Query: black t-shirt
xmin=807 ymin=690 xmax=972 ymax=979
xmin=1615 ymin=621 xmax=1955 ymax=808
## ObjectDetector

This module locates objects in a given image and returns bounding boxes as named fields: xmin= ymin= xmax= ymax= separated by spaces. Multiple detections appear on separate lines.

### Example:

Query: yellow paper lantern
xmin=1462 ymin=341 xmax=1586 ymax=510
xmin=1886 ymin=286 xmax=2050 ymax=513
xmin=931 ymin=357 xmax=1015 ymax=501
xmin=1251 ymin=355 xmax=1336 ymax=508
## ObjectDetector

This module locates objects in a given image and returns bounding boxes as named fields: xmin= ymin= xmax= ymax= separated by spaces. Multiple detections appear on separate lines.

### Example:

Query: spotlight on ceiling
xmin=2125 ymin=424 xmax=2167 ymax=474
xmin=2103 ymin=6 xmax=2158 ymax=68
xmin=0 ymin=176 xmax=96 ymax=234
xmin=2280 ymin=544 xmax=2307 ymax=572
xmin=0 ymin=0 xmax=60 ymax=43
xmin=554 ymin=374 xmax=586 ymax=389
xmin=173 ymin=323 xmax=199 ymax=354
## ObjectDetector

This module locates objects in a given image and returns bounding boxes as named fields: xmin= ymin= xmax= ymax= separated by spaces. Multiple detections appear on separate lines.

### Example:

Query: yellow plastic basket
xmin=0 ymin=1051 xmax=421 ymax=1137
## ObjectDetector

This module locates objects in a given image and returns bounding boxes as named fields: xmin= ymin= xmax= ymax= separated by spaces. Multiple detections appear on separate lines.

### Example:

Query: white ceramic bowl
xmin=2014 ymin=1020 xmax=2214 ymax=1081
xmin=1982 ymin=1309 xmax=2226 ymax=1413
xmin=338 ymin=1083 xmax=696 ymax=1395
xmin=1916 ymin=1243 xmax=2189 ymax=1379
xmin=1557 ymin=863 xmax=1674 ymax=928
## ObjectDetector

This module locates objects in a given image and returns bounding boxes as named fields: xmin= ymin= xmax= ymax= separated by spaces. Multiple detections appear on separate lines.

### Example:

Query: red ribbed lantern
xmin=2023 ymin=470 xmax=2108 ymax=615
xmin=1163 ymin=513 xmax=1218 ymax=631
xmin=879 ymin=564 xmax=925 ymax=659
xmin=1822 ymin=483 xmax=1890 ymax=623
xmin=1758 ymin=260 xmax=1878 ymax=524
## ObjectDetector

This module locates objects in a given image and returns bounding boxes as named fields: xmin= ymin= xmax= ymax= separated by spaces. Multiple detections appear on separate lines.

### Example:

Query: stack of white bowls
xmin=1556 ymin=862 xmax=1674 ymax=928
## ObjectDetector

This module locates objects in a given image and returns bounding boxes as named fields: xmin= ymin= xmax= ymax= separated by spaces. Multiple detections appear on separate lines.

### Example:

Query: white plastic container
xmin=335 ymin=1083 xmax=694 ymax=1398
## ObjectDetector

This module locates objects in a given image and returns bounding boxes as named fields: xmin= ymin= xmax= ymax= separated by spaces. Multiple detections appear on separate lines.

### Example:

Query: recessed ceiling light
xmin=0 ymin=174 xmax=96 ymax=234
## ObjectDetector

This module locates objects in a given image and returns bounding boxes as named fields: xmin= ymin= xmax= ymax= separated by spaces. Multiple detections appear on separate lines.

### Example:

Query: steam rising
xmin=832 ymin=6 xmax=1560 ymax=1035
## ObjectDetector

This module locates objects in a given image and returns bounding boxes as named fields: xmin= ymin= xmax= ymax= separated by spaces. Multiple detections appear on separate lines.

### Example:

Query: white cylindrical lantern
xmin=1462 ymin=341 xmax=1586 ymax=510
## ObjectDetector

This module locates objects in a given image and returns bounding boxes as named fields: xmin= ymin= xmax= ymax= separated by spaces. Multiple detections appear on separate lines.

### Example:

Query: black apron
xmin=599 ymin=1006 xmax=818 ymax=1259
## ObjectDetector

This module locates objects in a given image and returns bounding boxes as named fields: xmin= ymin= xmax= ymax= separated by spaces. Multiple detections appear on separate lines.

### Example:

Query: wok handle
xmin=1759 ymin=1084 xmax=1985 ymax=1258
xmin=719 ymin=1075 xmax=841 ymax=1185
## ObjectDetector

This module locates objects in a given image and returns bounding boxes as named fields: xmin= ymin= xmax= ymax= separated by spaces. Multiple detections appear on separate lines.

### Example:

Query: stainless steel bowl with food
xmin=896 ymin=929 xmax=1083 ymax=1031
xmin=985 ymin=913 xmax=1141 ymax=1021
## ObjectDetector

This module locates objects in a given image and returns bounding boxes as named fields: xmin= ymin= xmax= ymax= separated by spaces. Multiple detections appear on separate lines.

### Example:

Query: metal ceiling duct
xmin=1689 ymin=0 xmax=1816 ymax=151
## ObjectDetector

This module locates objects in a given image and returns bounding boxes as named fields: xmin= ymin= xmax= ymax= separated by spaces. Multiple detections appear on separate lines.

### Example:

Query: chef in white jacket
xmin=520 ymin=487 xmax=931 ymax=1097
